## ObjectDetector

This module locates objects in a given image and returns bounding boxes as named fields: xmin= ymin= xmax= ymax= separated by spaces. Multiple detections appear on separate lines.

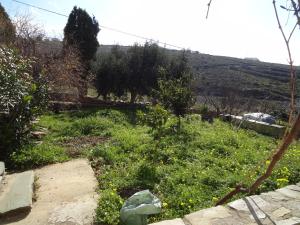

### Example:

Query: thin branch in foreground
xmin=215 ymin=0 xmax=299 ymax=206
xmin=206 ymin=0 xmax=213 ymax=19
xmin=216 ymin=113 xmax=300 ymax=205
xmin=273 ymin=0 xmax=296 ymax=125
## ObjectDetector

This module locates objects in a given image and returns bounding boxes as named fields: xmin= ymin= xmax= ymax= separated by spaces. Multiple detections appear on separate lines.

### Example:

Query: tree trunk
xmin=130 ymin=92 xmax=137 ymax=104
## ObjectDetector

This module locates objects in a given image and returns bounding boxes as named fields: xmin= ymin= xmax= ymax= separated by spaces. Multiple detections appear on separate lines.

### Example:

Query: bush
xmin=0 ymin=47 xmax=48 ymax=164
xmin=63 ymin=116 xmax=113 ymax=136
xmin=137 ymin=104 xmax=169 ymax=131
xmin=95 ymin=189 xmax=124 ymax=225
xmin=10 ymin=143 xmax=69 ymax=170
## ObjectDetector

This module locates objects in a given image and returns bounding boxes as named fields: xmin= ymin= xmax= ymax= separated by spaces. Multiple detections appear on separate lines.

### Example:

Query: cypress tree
xmin=63 ymin=6 xmax=100 ymax=63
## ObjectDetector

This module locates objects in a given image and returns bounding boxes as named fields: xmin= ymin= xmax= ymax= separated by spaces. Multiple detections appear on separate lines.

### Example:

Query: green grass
xmin=10 ymin=108 xmax=300 ymax=224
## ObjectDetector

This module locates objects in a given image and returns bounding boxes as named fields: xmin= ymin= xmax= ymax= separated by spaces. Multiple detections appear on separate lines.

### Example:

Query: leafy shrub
xmin=95 ymin=189 xmax=124 ymax=225
xmin=137 ymin=104 xmax=169 ymax=131
xmin=10 ymin=143 xmax=68 ymax=170
xmin=89 ymin=144 xmax=116 ymax=165
xmin=0 ymin=47 xmax=47 ymax=164
xmin=63 ymin=116 xmax=113 ymax=136
xmin=136 ymin=162 xmax=159 ymax=189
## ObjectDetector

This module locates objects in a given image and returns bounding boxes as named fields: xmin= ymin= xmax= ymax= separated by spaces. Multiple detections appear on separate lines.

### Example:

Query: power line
xmin=12 ymin=0 xmax=68 ymax=17
xmin=11 ymin=0 xmax=186 ymax=50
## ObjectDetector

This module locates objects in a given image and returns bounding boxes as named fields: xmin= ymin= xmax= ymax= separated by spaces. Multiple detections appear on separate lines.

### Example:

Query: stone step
xmin=0 ymin=162 xmax=5 ymax=176
xmin=0 ymin=162 xmax=5 ymax=190
xmin=151 ymin=183 xmax=300 ymax=225
xmin=276 ymin=186 xmax=300 ymax=200
xmin=149 ymin=218 xmax=186 ymax=225
xmin=0 ymin=170 xmax=34 ymax=217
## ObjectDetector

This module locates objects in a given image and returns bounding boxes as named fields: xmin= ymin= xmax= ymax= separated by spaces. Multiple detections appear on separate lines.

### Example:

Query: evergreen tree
xmin=63 ymin=6 xmax=100 ymax=63
xmin=63 ymin=6 xmax=100 ymax=97
xmin=94 ymin=45 xmax=127 ymax=100
xmin=0 ymin=3 xmax=15 ymax=45
xmin=126 ymin=42 xmax=166 ymax=103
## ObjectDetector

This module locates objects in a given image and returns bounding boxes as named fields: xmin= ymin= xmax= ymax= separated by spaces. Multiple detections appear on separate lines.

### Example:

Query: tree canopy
xmin=63 ymin=6 xmax=100 ymax=63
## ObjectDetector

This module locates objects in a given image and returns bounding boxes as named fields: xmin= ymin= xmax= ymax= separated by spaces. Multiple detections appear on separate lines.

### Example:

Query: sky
xmin=1 ymin=0 xmax=300 ymax=65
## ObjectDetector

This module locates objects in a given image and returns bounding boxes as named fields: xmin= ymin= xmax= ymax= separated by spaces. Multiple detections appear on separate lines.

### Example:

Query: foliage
xmin=63 ymin=6 xmax=100 ymax=63
xmin=10 ymin=143 xmax=69 ymax=170
xmin=0 ymin=3 xmax=15 ymax=45
xmin=11 ymin=109 xmax=300 ymax=224
xmin=137 ymin=105 xmax=169 ymax=131
xmin=63 ymin=6 xmax=100 ymax=97
xmin=0 ymin=47 xmax=47 ymax=164
xmin=157 ymin=70 xmax=195 ymax=118
xmin=94 ymin=45 xmax=127 ymax=100
xmin=95 ymin=189 xmax=124 ymax=225
xmin=126 ymin=42 xmax=166 ymax=103
xmin=156 ymin=50 xmax=195 ymax=118
xmin=93 ymin=42 xmax=167 ymax=103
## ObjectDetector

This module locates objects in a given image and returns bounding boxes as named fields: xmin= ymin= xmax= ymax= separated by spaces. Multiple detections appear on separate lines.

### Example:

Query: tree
xmin=63 ymin=6 xmax=99 ymax=63
xmin=63 ymin=6 xmax=100 ymax=98
xmin=127 ymin=42 xmax=166 ymax=103
xmin=127 ymin=43 xmax=144 ymax=103
xmin=156 ymin=52 xmax=195 ymax=128
xmin=157 ymin=70 xmax=195 ymax=119
xmin=13 ymin=13 xmax=45 ymax=57
xmin=0 ymin=3 xmax=15 ymax=45
xmin=94 ymin=45 xmax=127 ymax=100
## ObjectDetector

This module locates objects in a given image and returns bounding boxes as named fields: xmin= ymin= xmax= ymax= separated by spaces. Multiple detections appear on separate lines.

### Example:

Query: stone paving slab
xmin=0 ymin=159 xmax=98 ymax=225
xmin=0 ymin=171 xmax=34 ymax=216
xmin=275 ymin=217 xmax=300 ymax=225
xmin=277 ymin=187 xmax=300 ymax=200
xmin=154 ymin=183 xmax=300 ymax=225
xmin=286 ymin=185 xmax=300 ymax=192
xmin=0 ymin=162 xmax=5 ymax=176
xmin=184 ymin=205 xmax=232 ymax=225
xmin=149 ymin=218 xmax=186 ymax=225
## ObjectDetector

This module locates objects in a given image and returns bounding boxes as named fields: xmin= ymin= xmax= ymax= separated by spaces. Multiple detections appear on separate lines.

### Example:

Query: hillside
xmin=99 ymin=45 xmax=299 ymax=104
xmin=188 ymin=52 xmax=299 ymax=102
xmin=38 ymin=42 xmax=299 ymax=111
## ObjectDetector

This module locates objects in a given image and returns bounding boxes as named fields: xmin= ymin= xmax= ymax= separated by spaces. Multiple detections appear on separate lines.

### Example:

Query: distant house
xmin=244 ymin=57 xmax=260 ymax=62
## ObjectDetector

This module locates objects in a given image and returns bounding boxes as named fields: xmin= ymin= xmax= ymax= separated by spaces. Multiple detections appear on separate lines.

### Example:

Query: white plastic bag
xmin=120 ymin=190 xmax=161 ymax=225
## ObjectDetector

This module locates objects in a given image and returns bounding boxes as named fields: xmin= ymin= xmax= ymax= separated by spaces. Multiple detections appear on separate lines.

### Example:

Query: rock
xmin=228 ymin=196 xmax=271 ymax=219
xmin=261 ymin=191 xmax=291 ymax=202
xmin=31 ymin=131 xmax=47 ymax=139
xmin=0 ymin=171 xmax=34 ymax=216
xmin=184 ymin=205 xmax=231 ymax=225
xmin=0 ymin=159 xmax=98 ymax=225
xmin=277 ymin=187 xmax=300 ymax=200
xmin=0 ymin=162 xmax=5 ymax=176
xmin=149 ymin=218 xmax=185 ymax=225
xmin=275 ymin=217 xmax=300 ymax=225
xmin=48 ymin=195 xmax=97 ymax=225
xmin=272 ymin=207 xmax=291 ymax=218
xmin=286 ymin=185 xmax=300 ymax=192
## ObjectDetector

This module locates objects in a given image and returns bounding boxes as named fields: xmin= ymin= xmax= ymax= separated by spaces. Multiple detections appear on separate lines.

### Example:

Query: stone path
xmin=151 ymin=182 xmax=300 ymax=225
xmin=0 ymin=159 xmax=98 ymax=225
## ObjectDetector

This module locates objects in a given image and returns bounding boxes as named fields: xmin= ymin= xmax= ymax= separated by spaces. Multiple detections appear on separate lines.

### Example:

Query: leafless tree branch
xmin=206 ymin=0 xmax=213 ymax=19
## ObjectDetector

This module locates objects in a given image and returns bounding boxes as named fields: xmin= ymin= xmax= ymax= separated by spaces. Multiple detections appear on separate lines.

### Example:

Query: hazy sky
xmin=2 ymin=0 xmax=300 ymax=65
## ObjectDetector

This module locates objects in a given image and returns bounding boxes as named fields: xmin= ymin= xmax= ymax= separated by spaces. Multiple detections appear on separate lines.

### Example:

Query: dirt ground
xmin=1 ymin=159 xmax=98 ymax=225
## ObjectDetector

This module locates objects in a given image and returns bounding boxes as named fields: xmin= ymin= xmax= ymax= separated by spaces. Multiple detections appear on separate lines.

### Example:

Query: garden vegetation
xmin=10 ymin=108 xmax=300 ymax=224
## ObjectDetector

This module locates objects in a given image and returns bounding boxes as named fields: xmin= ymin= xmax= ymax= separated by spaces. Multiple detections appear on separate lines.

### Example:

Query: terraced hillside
xmin=38 ymin=42 xmax=299 ymax=111
xmin=188 ymin=52 xmax=300 ymax=102
xmin=99 ymin=45 xmax=299 ymax=105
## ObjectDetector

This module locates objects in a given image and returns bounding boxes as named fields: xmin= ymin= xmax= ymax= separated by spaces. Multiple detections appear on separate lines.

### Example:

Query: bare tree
xmin=13 ymin=12 xmax=45 ymax=57
xmin=43 ymin=45 xmax=84 ymax=101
